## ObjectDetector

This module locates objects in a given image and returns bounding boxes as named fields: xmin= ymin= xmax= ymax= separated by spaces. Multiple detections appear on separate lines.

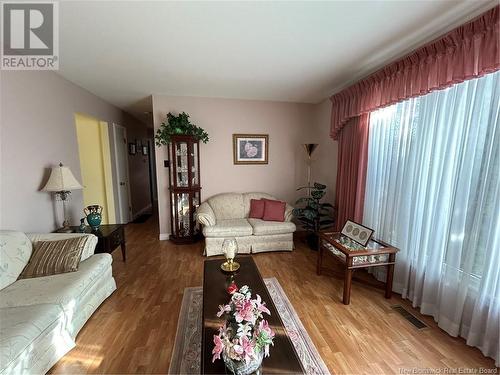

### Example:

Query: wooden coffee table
xmin=201 ymin=256 xmax=304 ymax=374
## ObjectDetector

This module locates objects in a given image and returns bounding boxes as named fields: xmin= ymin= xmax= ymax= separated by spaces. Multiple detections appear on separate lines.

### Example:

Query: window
xmin=363 ymin=71 xmax=499 ymax=364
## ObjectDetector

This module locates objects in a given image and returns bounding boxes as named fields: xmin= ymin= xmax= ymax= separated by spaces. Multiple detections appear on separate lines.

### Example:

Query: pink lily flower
xmin=235 ymin=300 xmax=255 ymax=323
xmin=238 ymin=336 xmax=255 ymax=364
xmin=212 ymin=334 xmax=224 ymax=362
xmin=254 ymin=294 xmax=271 ymax=315
xmin=219 ymin=321 xmax=227 ymax=335
xmin=216 ymin=304 xmax=231 ymax=317
xmin=258 ymin=319 xmax=275 ymax=338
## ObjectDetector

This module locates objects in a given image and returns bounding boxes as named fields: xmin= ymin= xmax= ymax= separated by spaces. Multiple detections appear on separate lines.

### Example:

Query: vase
xmin=306 ymin=232 xmax=319 ymax=251
xmin=78 ymin=218 xmax=87 ymax=232
xmin=222 ymin=350 xmax=264 ymax=375
xmin=84 ymin=205 xmax=103 ymax=230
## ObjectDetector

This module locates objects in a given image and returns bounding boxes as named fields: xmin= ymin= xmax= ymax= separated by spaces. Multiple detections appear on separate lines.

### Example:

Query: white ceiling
xmin=58 ymin=0 xmax=496 ymax=113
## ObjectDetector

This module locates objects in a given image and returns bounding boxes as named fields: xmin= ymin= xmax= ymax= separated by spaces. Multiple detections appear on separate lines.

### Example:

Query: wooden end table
xmin=201 ymin=256 xmax=304 ymax=374
xmin=58 ymin=224 xmax=127 ymax=261
xmin=317 ymin=232 xmax=398 ymax=305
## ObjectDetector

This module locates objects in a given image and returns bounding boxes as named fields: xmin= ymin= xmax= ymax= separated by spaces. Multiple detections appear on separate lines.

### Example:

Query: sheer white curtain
xmin=363 ymin=71 xmax=499 ymax=365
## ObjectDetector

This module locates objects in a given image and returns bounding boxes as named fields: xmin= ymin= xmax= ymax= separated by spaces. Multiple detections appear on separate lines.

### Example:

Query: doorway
xmin=75 ymin=113 xmax=116 ymax=224
xmin=112 ymin=123 xmax=132 ymax=224
xmin=147 ymin=139 xmax=158 ymax=207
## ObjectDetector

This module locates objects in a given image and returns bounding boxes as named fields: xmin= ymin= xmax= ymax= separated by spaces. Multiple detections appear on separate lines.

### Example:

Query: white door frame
xmin=112 ymin=123 xmax=132 ymax=223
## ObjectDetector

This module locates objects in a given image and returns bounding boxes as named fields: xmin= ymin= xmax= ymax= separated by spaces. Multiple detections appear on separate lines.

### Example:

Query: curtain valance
xmin=330 ymin=6 xmax=499 ymax=139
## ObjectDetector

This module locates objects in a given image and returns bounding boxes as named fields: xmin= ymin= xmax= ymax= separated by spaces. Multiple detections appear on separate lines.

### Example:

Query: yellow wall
xmin=75 ymin=113 xmax=116 ymax=224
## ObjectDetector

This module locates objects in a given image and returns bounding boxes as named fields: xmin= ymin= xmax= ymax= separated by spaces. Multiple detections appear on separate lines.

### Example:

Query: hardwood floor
xmin=50 ymin=217 xmax=496 ymax=374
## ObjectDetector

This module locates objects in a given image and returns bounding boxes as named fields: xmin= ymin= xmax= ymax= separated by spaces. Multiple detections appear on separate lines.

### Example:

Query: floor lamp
xmin=303 ymin=144 xmax=318 ymax=195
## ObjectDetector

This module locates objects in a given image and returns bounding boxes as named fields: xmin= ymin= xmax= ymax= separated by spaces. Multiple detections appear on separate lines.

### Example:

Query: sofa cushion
xmin=249 ymin=199 xmax=265 ymax=219
xmin=203 ymin=219 xmax=253 ymax=237
xmin=0 ymin=253 xmax=112 ymax=311
xmin=19 ymin=237 xmax=88 ymax=279
xmin=0 ymin=303 xmax=71 ymax=374
xmin=28 ymin=233 xmax=98 ymax=262
xmin=208 ymin=193 xmax=245 ymax=220
xmin=248 ymin=218 xmax=296 ymax=236
xmin=0 ymin=231 xmax=32 ymax=291
xmin=243 ymin=193 xmax=276 ymax=217
xmin=262 ymin=199 xmax=286 ymax=222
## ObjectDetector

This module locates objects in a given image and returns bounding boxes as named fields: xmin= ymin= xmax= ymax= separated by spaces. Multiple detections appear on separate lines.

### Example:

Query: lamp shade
xmin=42 ymin=163 xmax=83 ymax=192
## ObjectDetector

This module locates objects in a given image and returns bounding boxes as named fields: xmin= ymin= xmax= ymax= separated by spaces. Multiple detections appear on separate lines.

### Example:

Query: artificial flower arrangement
xmin=212 ymin=283 xmax=275 ymax=373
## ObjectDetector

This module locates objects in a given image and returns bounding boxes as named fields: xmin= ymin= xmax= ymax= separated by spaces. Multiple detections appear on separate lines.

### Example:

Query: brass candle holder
xmin=221 ymin=258 xmax=240 ymax=272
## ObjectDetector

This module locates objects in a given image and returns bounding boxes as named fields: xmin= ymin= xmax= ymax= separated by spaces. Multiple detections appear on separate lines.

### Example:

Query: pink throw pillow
xmin=249 ymin=199 xmax=265 ymax=219
xmin=262 ymin=199 xmax=286 ymax=222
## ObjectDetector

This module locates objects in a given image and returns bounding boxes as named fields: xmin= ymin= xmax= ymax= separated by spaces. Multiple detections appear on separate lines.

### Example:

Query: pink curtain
xmin=335 ymin=114 xmax=369 ymax=230
xmin=330 ymin=6 xmax=499 ymax=139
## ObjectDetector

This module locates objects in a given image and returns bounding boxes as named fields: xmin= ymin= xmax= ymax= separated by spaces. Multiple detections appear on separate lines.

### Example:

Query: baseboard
xmin=159 ymin=233 xmax=170 ymax=241
xmin=132 ymin=204 xmax=153 ymax=220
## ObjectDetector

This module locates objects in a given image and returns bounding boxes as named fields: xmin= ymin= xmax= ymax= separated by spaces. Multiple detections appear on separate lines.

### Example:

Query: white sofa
xmin=195 ymin=193 xmax=296 ymax=256
xmin=0 ymin=231 xmax=116 ymax=375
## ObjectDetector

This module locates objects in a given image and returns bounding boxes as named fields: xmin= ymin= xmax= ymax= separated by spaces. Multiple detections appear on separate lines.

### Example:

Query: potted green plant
xmin=155 ymin=112 xmax=209 ymax=145
xmin=293 ymin=182 xmax=336 ymax=250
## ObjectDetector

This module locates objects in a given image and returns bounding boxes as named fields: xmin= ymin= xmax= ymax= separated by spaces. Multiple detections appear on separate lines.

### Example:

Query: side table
xmin=317 ymin=231 xmax=398 ymax=305
xmin=55 ymin=224 xmax=126 ymax=261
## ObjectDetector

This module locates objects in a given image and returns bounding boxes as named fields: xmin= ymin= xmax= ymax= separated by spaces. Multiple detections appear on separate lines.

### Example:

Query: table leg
xmin=385 ymin=254 xmax=395 ymax=298
xmin=121 ymin=242 xmax=127 ymax=262
xmin=343 ymin=267 xmax=353 ymax=305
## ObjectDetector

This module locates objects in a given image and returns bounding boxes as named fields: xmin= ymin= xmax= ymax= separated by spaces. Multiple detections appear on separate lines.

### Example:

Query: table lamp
xmin=42 ymin=163 xmax=83 ymax=232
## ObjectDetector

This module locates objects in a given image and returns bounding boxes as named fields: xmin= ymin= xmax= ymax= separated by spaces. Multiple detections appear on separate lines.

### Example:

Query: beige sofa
xmin=0 ymin=231 xmax=116 ymax=375
xmin=195 ymin=192 xmax=296 ymax=256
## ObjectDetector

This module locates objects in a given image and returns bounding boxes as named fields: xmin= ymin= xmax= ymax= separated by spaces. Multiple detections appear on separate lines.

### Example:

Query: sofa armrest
xmin=195 ymin=202 xmax=216 ymax=226
xmin=284 ymin=203 xmax=294 ymax=222
xmin=27 ymin=233 xmax=98 ymax=262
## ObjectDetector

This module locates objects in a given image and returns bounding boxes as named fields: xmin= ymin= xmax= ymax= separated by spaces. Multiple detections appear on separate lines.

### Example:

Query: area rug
xmin=169 ymin=277 xmax=330 ymax=374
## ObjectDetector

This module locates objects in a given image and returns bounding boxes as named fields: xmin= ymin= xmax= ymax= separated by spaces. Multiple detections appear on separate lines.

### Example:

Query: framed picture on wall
xmin=142 ymin=145 xmax=148 ymax=156
xmin=233 ymin=134 xmax=269 ymax=164
xmin=128 ymin=143 xmax=136 ymax=155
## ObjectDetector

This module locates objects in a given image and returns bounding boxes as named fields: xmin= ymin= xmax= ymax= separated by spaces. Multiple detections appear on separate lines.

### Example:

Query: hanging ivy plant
xmin=155 ymin=112 xmax=209 ymax=146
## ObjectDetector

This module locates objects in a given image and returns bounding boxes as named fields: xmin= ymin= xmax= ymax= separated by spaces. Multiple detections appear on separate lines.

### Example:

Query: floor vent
xmin=391 ymin=305 xmax=428 ymax=329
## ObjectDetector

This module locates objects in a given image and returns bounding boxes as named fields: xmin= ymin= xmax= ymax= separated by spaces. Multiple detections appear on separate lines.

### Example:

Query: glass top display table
xmin=317 ymin=232 xmax=399 ymax=305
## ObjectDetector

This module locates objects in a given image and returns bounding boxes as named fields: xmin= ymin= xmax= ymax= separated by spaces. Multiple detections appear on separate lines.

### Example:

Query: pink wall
xmin=152 ymin=95 xmax=336 ymax=238
xmin=0 ymin=71 xmax=123 ymax=232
